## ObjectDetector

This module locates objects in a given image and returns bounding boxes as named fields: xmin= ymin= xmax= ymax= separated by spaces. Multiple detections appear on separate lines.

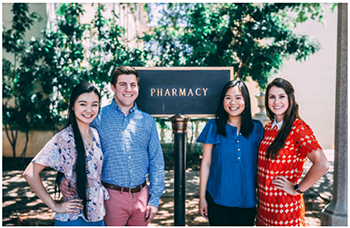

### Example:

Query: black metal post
xmin=170 ymin=114 xmax=190 ymax=226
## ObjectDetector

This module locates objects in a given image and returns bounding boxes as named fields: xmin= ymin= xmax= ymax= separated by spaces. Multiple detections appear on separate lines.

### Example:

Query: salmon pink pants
xmin=104 ymin=185 xmax=149 ymax=226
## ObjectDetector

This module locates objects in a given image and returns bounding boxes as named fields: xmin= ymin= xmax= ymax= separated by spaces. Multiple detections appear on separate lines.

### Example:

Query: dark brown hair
xmin=265 ymin=78 xmax=300 ymax=159
xmin=111 ymin=65 xmax=139 ymax=86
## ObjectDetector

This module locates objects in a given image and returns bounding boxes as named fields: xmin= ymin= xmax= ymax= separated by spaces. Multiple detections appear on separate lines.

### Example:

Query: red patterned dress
xmin=256 ymin=119 xmax=322 ymax=226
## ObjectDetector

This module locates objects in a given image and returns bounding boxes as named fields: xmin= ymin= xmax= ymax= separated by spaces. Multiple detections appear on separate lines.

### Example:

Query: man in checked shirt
xmin=61 ymin=66 xmax=165 ymax=226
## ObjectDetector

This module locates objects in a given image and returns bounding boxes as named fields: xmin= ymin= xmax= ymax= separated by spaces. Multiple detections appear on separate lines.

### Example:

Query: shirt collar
xmin=111 ymin=99 xmax=137 ymax=114
xmin=130 ymin=103 xmax=137 ymax=113
xmin=271 ymin=118 xmax=283 ymax=130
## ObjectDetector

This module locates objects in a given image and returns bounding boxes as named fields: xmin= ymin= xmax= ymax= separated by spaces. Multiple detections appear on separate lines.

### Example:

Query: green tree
xmin=144 ymin=3 xmax=326 ymax=89
xmin=2 ymin=3 xmax=147 ymax=161
xmin=85 ymin=4 xmax=147 ymax=98
xmin=37 ymin=3 xmax=88 ymax=127
xmin=143 ymin=3 xmax=189 ymax=66
xmin=2 ymin=3 xmax=43 ymax=161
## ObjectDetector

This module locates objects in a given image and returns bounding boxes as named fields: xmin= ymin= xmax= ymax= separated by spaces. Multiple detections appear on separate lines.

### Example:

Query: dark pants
xmin=206 ymin=191 xmax=256 ymax=226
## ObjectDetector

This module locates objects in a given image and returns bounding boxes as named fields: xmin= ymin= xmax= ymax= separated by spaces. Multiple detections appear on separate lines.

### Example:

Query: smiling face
xmin=111 ymin=74 xmax=139 ymax=112
xmin=73 ymin=92 xmax=100 ymax=127
xmin=223 ymin=86 xmax=245 ymax=119
xmin=268 ymin=86 xmax=289 ymax=122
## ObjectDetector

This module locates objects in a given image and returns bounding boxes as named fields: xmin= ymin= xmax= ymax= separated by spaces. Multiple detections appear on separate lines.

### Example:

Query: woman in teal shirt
xmin=197 ymin=80 xmax=264 ymax=226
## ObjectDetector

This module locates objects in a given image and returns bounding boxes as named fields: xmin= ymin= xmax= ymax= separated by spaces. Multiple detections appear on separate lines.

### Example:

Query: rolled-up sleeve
xmin=147 ymin=119 xmax=165 ymax=207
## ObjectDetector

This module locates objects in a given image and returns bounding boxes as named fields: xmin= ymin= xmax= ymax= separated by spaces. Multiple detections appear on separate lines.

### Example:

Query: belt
xmin=102 ymin=181 xmax=146 ymax=194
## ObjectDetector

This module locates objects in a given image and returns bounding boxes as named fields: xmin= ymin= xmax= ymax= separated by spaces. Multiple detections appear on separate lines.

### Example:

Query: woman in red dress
xmin=256 ymin=78 xmax=329 ymax=226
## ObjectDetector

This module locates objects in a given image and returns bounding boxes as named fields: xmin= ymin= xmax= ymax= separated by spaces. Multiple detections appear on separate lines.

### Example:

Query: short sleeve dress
xmin=32 ymin=126 xmax=109 ymax=222
xmin=256 ymin=119 xmax=322 ymax=226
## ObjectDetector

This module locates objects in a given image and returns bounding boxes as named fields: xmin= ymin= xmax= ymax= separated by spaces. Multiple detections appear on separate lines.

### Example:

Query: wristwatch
xmin=294 ymin=184 xmax=304 ymax=194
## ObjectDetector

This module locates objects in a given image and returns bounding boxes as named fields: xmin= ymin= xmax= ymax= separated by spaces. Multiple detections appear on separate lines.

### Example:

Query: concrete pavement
xmin=152 ymin=149 xmax=334 ymax=226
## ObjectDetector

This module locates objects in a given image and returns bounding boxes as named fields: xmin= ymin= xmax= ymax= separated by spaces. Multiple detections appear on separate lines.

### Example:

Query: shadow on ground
xmin=3 ymin=165 xmax=333 ymax=226
xmin=2 ymin=169 xmax=209 ymax=226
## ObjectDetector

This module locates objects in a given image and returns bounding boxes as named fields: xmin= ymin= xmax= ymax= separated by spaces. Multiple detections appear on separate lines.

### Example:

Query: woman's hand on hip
xmin=272 ymin=175 xmax=298 ymax=196
xmin=199 ymin=198 xmax=208 ymax=219
xmin=53 ymin=199 xmax=83 ymax=213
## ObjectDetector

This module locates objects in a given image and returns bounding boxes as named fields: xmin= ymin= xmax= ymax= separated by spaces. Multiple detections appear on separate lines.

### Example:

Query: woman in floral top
xmin=256 ymin=78 xmax=329 ymax=226
xmin=23 ymin=82 xmax=109 ymax=226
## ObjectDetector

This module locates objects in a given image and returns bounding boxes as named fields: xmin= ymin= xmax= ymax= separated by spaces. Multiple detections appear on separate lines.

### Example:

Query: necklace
xmin=81 ymin=129 xmax=93 ymax=148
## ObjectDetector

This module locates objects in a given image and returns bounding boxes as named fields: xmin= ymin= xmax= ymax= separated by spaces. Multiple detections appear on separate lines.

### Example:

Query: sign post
xmin=170 ymin=114 xmax=190 ymax=226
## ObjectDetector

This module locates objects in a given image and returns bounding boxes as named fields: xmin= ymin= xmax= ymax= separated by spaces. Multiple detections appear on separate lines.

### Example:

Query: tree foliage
xmin=85 ymin=4 xmax=147 ymax=98
xmin=2 ymin=3 xmax=43 ymax=160
xmin=2 ymin=3 xmax=146 ymax=159
xmin=144 ymin=3 xmax=324 ymax=89
xmin=2 ymin=3 xmax=331 ymax=159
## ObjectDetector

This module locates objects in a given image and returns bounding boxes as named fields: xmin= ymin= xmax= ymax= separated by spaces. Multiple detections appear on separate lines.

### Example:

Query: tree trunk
xmin=4 ymin=123 xmax=18 ymax=162
xmin=19 ymin=130 xmax=29 ymax=159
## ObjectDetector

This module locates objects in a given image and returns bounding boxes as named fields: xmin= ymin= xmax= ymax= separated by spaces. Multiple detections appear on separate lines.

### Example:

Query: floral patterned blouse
xmin=32 ymin=126 xmax=109 ymax=222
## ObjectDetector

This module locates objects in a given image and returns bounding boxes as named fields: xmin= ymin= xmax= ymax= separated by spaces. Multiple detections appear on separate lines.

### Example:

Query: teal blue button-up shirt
xmin=197 ymin=119 xmax=263 ymax=208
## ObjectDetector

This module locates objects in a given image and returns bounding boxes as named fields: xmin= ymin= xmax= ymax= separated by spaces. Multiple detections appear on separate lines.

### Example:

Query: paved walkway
xmin=2 ymin=150 xmax=334 ymax=226
xmin=153 ymin=149 xmax=334 ymax=226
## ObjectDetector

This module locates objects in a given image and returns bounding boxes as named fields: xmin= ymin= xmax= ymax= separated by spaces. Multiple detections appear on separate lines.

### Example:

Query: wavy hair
xmin=265 ymin=78 xmax=300 ymax=159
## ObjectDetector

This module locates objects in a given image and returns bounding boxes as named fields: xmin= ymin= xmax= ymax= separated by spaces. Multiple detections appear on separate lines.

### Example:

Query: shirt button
xmin=128 ymin=156 xmax=131 ymax=159
xmin=238 ymin=157 xmax=241 ymax=159
xmin=238 ymin=148 xmax=240 ymax=151
xmin=237 ymin=140 xmax=239 ymax=143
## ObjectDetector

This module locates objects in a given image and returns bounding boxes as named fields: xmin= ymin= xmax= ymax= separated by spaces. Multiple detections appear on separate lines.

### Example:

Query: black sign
xmin=135 ymin=67 xmax=233 ymax=116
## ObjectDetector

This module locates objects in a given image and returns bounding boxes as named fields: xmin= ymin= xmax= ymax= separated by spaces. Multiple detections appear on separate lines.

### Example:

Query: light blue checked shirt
xmin=91 ymin=99 xmax=165 ymax=207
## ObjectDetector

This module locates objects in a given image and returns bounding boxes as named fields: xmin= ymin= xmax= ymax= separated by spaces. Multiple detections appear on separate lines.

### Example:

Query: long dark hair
xmin=265 ymin=78 xmax=300 ymax=159
xmin=215 ymin=80 xmax=253 ymax=138
xmin=55 ymin=82 xmax=100 ymax=220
